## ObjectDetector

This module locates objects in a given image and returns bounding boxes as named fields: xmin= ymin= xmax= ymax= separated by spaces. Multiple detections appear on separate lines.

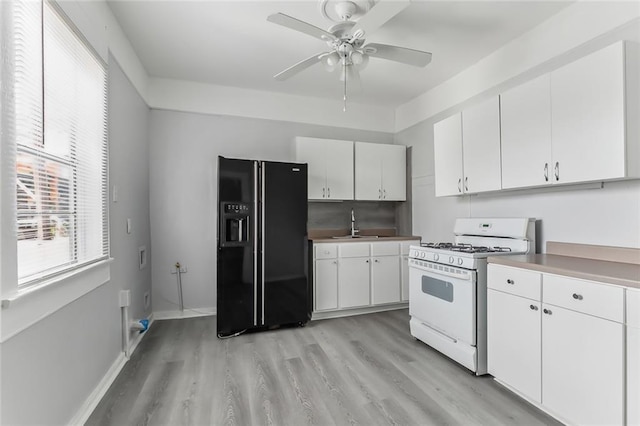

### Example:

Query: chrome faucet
xmin=350 ymin=208 xmax=359 ymax=237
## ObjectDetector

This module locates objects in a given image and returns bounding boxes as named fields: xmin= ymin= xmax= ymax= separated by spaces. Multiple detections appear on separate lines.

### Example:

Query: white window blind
xmin=12 ymin=0 xmax=108 ymax=285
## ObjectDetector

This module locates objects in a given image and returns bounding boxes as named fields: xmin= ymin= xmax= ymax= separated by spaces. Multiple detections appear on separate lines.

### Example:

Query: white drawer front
xmin=488 ymin=264 xmax=541 ymax=300
xmin=543 ymin=274 xmax=623 ymax=323
xmin=338 ymin=243 xmax=370 ymax=258
xmin=314 ymin=244 xmax=337 ymax=259
xmin=371 ymin=241 xmax=400 ymax=256
xmin=627 ymin=288 xmax=640 ymax=328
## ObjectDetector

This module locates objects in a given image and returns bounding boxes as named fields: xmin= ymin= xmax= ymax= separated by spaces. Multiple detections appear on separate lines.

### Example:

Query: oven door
xmin=409 ymin=259 xmax=477 ymax=346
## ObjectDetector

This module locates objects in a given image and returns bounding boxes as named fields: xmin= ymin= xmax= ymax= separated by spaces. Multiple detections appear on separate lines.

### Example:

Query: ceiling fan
xmin=267 ymin=0 xmax=432 ymax=110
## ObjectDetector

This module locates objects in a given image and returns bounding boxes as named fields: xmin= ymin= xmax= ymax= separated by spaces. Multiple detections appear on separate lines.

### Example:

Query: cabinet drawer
xmin=401 ymin=241 xmax=415 ymax=255
xmin=626 ymin=288 xmax=640 ymax=328
xmin=543 ymin=274 xmax=623 ymax=322
xmin=488 ymin=264 xmax=541 ymax=300
xmin=338 ymin=243 xmax=370 ymax=258
xmin=371 ymin=242 xmax=400 ymax=256
xmin=315 ymin=244 xmax=337 ymax=259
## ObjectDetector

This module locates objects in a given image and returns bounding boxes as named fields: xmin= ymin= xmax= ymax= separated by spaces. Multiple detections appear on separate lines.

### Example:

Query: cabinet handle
xmin=383 ymin=189 xmax=386 ymax=199
xmin=530 ymin=305 xmax=538 ymax=311
xmin=327 ymin=187 xmax=331 ymax=198
xmin=322 ymin=187 xmax=325 ymax=198
xmin=543 ymin=308 xmax=552 ymax=315
xmin=457 ymin=178 xmax=462 ymax=193
xmin=544 ymin=163 xmax=549 ymax=182
xmin=506 ymin=279 xmax=515 ymax=285
xmin=572 ymin=293 xmax=584 ymax=301
xmin=378 ymin=189 xmax=382 ymax=199
xmin=464 ymin=177 xmax=469 ymax=192
xmin=554 ymin=162 xmax=559 ymax=181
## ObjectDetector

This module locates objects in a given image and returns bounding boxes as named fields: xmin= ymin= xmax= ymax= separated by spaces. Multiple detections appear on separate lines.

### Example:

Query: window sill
xmin=1 ymin=258 xmax=112 ymax=342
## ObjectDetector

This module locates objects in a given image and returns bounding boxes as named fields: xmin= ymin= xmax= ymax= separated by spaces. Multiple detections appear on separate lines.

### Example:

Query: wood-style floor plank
xmin=87 ymin=310 xmax=561 ymax=426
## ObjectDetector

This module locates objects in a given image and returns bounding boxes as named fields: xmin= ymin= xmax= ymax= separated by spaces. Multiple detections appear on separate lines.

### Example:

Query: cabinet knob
xmin=543 ymin=308 xmax=552 ymax=315
xmin=554 ymin=162 xmax=560 ymax=181
xmin=572 ymin=293 xmax=583 ymax=301
xmin=327 ymin=187 xmax=331 ymax=198
xmin=374 ymin=259 xmax=379 ymax=263
xmin=378 ymin=189 xmax=382 ymax=199
xmin=365 ymin=259 xmax=369 ymax=263
xmin=464 ymin=177 xmax=469 ymax=192
xmin=322 ymin=187 xmax=325 ymax=198
xmin=332 ymin=261 xmax=337 ymax=264
xmin=383 ymin=189 xmax=387 ymax=199
xmin=506 ymin=279 xmax=515 ymax=285
xmin=544 ymin=163 xmax=549 ymax=182
xmin=530 ymin=305 xmax=538 ymax=311
xmin=457 ymin=178 xmax=462 ymax=193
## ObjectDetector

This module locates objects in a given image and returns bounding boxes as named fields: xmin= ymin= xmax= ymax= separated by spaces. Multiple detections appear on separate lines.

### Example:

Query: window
xmin=11 ymin=0 xmax=108 ymax=286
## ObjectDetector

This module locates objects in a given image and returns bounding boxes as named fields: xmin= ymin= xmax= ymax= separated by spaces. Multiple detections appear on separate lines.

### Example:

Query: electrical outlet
xmin=143 ymin=292 xmax=150 ymax=309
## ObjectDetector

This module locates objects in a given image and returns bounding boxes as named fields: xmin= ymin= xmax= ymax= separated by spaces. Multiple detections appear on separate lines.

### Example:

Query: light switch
xmin=127 ymin=218 xmax=132 ymax=234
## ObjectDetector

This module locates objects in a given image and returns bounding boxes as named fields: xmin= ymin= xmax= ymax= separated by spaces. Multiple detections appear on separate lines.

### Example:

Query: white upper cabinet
xmin=461 ymin=96 xmax=502 ymax=193
xmin=433 ymin=112 xmax=463 ymax=197
xmin=295 ymin=137 xmax=354 ymax=200
xmin=354 ymin=142 xmax=406 ymax=201
xmin=501 ymin=74 xmax=553 ymax=189
xmin=551 ymin=41 xmax=636 ymax=184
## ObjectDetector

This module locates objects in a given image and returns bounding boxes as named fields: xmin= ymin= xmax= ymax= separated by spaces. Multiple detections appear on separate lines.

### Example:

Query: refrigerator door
xmin=261 ymin=161 xmax=310 ymax=327
xmin=217 ymin=157 xmax=257 ymax=335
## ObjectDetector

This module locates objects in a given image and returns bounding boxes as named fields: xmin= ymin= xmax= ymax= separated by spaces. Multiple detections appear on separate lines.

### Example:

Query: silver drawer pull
xmin=572 ymin=293 xmax=583 ymax=301
xmin=530 ymin=305 xmax=538 ymax=311
xmin=506 ymin=279 xmax=515 ymax=285
xmin=543 ymin=308 xmax=552 ymax=315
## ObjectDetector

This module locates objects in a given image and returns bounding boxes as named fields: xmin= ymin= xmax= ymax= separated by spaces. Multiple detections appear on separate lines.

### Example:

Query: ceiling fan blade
xmin=267 ymin=13 xmax=337 ymax=42
xmin=350 ymin=0 xmax=410 ymax=40
xmin=363 ymin=43 xmax=432 ymax=67
xmin=274 ymin=52 xmax=329 ymax=81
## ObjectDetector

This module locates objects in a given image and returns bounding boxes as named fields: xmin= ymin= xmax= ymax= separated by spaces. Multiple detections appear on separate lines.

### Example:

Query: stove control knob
xmin=449 ymin=256 xmax=454 ymax=264
xmin=420 ymin=252 xmax=426 ymax=259
xmin=457 ymin=258 xmax=463 ymax=266
xmin=433 ymin=253 xmax=439 ymax=261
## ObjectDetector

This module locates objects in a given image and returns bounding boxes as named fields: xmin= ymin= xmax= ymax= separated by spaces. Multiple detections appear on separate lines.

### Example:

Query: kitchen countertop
xmin=488 ymin=243 xmax=640 ymax=290
xmin=308 ymin=228 xmax=421 ymax=243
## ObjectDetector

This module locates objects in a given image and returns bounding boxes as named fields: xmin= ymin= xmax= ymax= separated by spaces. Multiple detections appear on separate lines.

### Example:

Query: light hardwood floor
xmin=87 ymin=309 xmax=560 ymax=425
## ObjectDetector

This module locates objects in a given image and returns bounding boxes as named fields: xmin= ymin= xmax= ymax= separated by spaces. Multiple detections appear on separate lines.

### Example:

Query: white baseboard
xmin=153 ymin=306 xmax=216 ymax=320
xmin=70 ymin=314 xmax=155 ymax=425
xmin=311 ymin=302 xmax=408 ymax=321
xmin=68 ymin=352 xmax=127 ymax=426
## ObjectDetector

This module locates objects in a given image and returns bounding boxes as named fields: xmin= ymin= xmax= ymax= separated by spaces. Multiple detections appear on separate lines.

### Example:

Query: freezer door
xmin=261 ymin=161 xmax=310 ymax=326
xmin=217 ymin=157 xmax=257 ymax=335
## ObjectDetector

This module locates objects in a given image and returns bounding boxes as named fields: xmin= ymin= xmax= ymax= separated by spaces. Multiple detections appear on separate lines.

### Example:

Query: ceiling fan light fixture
xmin=351 ymin=50 xmax=368 ymax=69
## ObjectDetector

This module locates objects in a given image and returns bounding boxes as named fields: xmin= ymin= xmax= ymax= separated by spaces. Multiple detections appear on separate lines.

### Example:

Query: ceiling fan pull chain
xmin=343 ymin=61 xmax=347 ymax=112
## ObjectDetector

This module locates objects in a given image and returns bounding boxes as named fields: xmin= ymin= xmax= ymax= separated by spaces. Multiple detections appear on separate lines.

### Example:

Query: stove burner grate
xmin=421 ymin=243 xmax=513 ymax=254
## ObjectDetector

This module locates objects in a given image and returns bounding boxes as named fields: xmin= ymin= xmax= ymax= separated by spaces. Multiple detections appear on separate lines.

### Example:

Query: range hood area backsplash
xmin=308 ymin=201 xmax=398 ymax=233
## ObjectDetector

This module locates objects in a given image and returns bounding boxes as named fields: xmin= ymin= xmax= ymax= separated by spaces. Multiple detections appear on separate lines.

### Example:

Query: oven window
xmin=421 ymin=275 xmax=454 ymax=302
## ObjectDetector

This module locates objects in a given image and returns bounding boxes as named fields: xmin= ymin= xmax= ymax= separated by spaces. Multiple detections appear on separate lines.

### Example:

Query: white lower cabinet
xmin=487 ymin=264 xmax=626 ymax=426
xmin=487 ymin=289 xmax=541 ymax=403
xmin=371 ymin=256 xmax=400 ymax=305
xmin=314 ymin=258 xmax=338 ymax=311
xmin=313 ymin=241 xmax=412 ymax=315
xmin=338 ymin=257 xmax=371 ymax=308
xmin=627 ymin=289 xmax=640 ymax=426
xmin=541 ymin=304 xmax=624 ymax=426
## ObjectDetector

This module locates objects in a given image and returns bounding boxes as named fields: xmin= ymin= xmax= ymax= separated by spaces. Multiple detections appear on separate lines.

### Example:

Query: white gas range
xmin=409 ymin=218 xmax=536 ymax=375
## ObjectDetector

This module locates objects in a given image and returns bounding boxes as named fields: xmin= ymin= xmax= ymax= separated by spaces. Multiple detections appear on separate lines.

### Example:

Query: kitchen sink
xmin=331 ymin=235 xmax=379 ymax=239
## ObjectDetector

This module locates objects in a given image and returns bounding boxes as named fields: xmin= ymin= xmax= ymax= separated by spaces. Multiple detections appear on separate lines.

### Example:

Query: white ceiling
xmin=107 ymin=0 xmax=573 ymax=108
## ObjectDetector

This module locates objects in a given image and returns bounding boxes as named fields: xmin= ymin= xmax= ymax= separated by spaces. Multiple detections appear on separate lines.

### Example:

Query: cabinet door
xmin=295 ymin=137 xmax=327 ymax=200
xmin=542 ymin=304 xmax=624 ymax=425
xmin=338 ymin=257 xmax=370 ymax=308
xmin=380 ymin=144 xmax=406 ymax=201
xmin=627 ymin=289 xmax=640 ymax=426
xmin=551 ymin=42 xmax=626 ymax=184
xmin=371 ymin=256 xmax=400 ymax=305
xmin=500 ymin=74 xmax=552 ymax=189
xmin=325 ymin=139 xmax=354 ymax=200
xmin=433 ymin=113 xmax=463 ymax=197
xmin=400 ymin=255 xmax=409 ymax=302
xmin=487 ymin=290 xmax=541 ymax=403
xmin=354 ymin=142 xmax=383 ymax=200
xmin=314 ymin=259 xmax=338 ymax=311
xmin=462 ymin=96 xmax=502 ymax=193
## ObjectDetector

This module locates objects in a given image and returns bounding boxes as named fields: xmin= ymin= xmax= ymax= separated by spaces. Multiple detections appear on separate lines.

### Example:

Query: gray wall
xmin=0 ymin=56 xmax=151 ymax=424
xmin=149 ymin=110 xmax=395 ymax=314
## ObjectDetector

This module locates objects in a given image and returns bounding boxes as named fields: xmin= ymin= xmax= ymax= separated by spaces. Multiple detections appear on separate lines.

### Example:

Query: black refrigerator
xmin=217 ymin=156 xmax=310 ymax=337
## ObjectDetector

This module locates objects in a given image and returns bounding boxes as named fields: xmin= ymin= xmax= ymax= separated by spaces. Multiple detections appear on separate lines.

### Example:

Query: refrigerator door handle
xmin=253 ymin=161 xmax=258 ymax=327
xmin=261 ymin=162 xmax=266 ymax=326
